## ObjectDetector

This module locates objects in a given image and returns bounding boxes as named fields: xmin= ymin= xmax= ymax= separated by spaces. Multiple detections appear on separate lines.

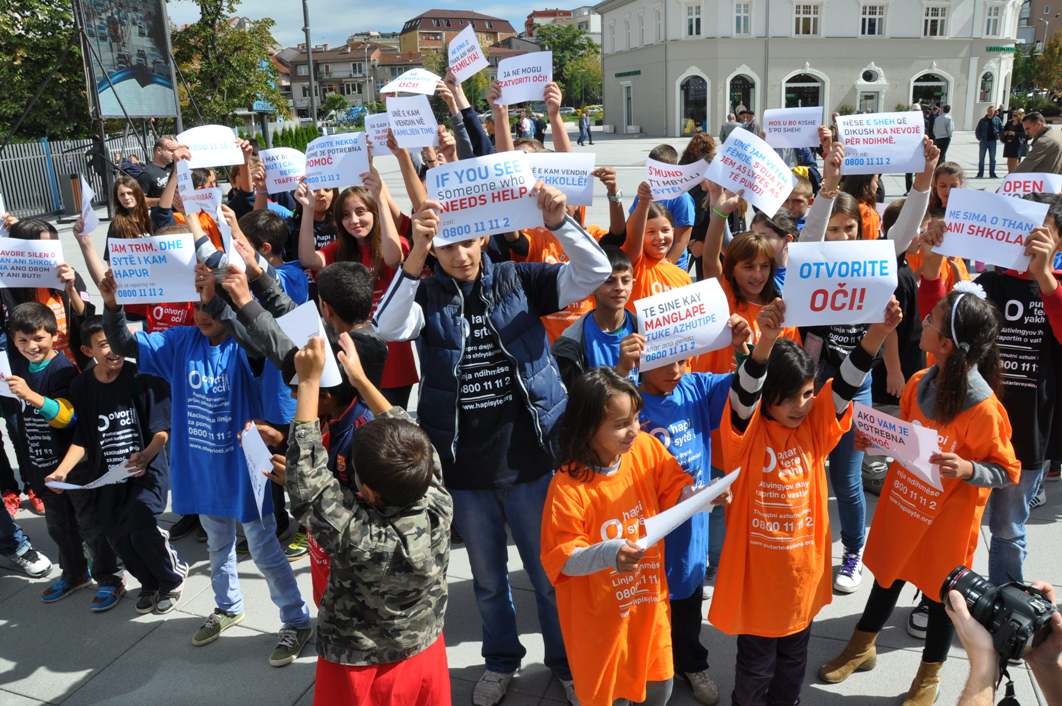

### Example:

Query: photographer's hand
xmin=946 ymin=590 xmax=998 ymax=706
xmin=1026 ymin=581 xmax=1062 ymax=706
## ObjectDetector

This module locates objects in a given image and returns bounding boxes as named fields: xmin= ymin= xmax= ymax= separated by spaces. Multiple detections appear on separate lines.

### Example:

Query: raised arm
xmin=294 ymin=181 xmax=327 ymax=271
xmin=99 ymin=269 xmax=138 ymax=359
xmin=545 ymin=82 xmax=572 ymax=153
xmin=728 ymin=299 xmax=786 ymax=431
xmin=889 ymin=138 xmax=938 ymax=254
xmin=1026 ymin=226 xmax=1062 ymax=345
xmin=72 ymin=217 xmax=108 ymax=287
xmin=800 ymin=140 xmax=843 ymax=243
xmin=363 ymin=169 xmax=403 ymax=268
xmin=539 ymin=185 xmax=610 ymax=307
xmin=387 ymin=129 xmax=427 ymax=213
xmin=436 ymin=80 xmax=474 ymax=161
xmin=488 ymin=81 xmax=514 ymax=154
xmin=622 ymin=181 xmax=653 ymax=265
xmin=373 ymin=203 xmax=431 ymax=342
xmin=593 ymin=168 xmax=626 ymax=239
xmin=701 ymin=181 xmax=742 ymax=279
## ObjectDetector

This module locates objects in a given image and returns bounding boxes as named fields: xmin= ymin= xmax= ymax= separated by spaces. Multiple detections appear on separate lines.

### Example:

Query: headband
xmin=949 ymin=281 xmax=988 ymax=353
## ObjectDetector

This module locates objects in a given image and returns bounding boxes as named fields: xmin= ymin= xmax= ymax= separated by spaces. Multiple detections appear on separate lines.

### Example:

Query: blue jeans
xmin=200 ymin=513 xmax=310 ymax=628
xmin=988 ymin=464 xmax=1045 ymax=585
xmin=977 ymin=141 xmax=998 ymax=176
xmin=449 ymin=472 xmax=570 ymax=678
xmin=0 ymin=506 xmax=29 ymax=557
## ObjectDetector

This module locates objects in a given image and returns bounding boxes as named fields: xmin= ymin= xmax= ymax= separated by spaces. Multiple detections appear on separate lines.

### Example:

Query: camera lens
xmin=941 ymin=566 xmax=998 ymax=624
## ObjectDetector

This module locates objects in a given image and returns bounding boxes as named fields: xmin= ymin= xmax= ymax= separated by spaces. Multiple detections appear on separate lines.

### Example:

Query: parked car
xmin=135 ymin=49 xmax=147 ymax=67
xmin=559 ymin=106 xmax=576 ymax=115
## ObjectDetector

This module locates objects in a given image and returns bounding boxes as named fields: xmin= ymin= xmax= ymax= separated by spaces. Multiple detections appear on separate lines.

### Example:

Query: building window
xmin=979 ymin=71 xmax=994 ymax=101
xmin=390 ymin=67 xmax=403 ymax=78
xmin=639 ymin=14 xmax=645 ymax=44
xmin=861 ymin=5 xmax=885 ymax=35
xmin=923 ymin=6 xmax=947 ymax=36
xmin=656 ymin=8 xmax=663 ymax=40
xmin=296 ymin=64 xmax=308 ymax=76
xmin=687 ymin=4 xmax=702 ymax=36
xmin=735 ymin=2 xmax=751 ymax=34
xmin=608 ymin=22 xmax=615 ymax=52
xmin=729 ymin=73 xmax=756 ymax=112
xmin=432 ymin=19 xmax=439 ymax=26
xmin=985 ymin=5 xmax=1002 ymax=35
xmin=351 ymin=62 xmax=364 ymax=75
xmin=785 ymin=73 xmax=823 ymax=106
xmin=486 ymin=21 xmax=493 ymax=29
xmin=794 ymin=4 xmax=820 ymax=34
xmin=912 ymin=72 xmax=949 ymax=105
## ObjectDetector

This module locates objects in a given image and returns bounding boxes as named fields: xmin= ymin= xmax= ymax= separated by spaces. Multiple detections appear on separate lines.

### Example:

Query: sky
xmin=164 ymin=0 xmax=594 ymax=49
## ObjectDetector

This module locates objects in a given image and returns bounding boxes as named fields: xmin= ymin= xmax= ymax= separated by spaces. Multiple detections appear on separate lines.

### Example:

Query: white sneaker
xmin=560 ymin=678 xmax=579 ymax=705
xmin=0 ymin=548 xmax=52 ymax=578
xmin=833 ymin=550 xmax=863 ymax=593
xmin=683 ymin=669 xmax=720 ymax=705
xmin=473 ymin=669 xmax=515 ymax=706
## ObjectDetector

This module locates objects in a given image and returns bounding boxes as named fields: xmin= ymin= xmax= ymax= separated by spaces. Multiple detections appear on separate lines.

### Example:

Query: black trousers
xmin=733 ymin=627 xmax=811 ymax=706
xmin=109 ymin=501 xmax=185 ymax=593
xmin=42 ymin=489 xmax=121 ymax=585
xmin=936 ymin=138 xmax=951 ymax=162
xmin=671 ymin=586 xmax=710 ymax=673
xmin=857 ymin=579 xmax=953 ymax=663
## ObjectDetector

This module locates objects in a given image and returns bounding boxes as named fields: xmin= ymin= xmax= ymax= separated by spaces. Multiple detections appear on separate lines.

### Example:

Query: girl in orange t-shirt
xmin=819 ymin=286 xmax=1020 ymax=706
xmin=541 ymin=368 xmax=701 ymax=706
xmin=840 ymin=174 xmax=882 ymax=241
xmin=624 ymin=181 xmax=693 ymax=309
xmin=709 ymin=297 xmax=898 ymax=706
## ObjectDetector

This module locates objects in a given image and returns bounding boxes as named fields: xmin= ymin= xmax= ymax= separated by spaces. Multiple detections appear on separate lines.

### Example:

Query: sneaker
xmin=192 ymin=609 xmax=245 ymax=646
xmin=135 ymin=590 xmax=158 ymax=614
xmin=155 ymin=585 xmax=183 ymax=614
xmin=41 ymin=576 xmax=91 ymax=603
xmin=833 ymin=550 xmax=864 ymax=594
xmin=1030 ymin=484 xmax=1047 ymax=510
xmin=0 ymin=547 xmax=52 ymax=577
xmin=269 ymin=625 xmax=313 ymax=667
xmin=284 ymin=531 xmax=309 ymax=561
xmin=91 ymin=583 xmax=126 ymax=612
xmin=908 ymin=595 xmax=930 ymax=639
xmin=2 ymin=491 xmax=19 ymax=517
xmin=473 ymin=670 xmax=515 ymax=706
xmin=169 ymin=514 xmax=200 ymax=541
xmin=25 ymin=488 xmax=45 ymax=515
xmin=682 ymin=669 xmax=721 ymax=705
xmin=560 ymin=678 xmax=579 ymax=705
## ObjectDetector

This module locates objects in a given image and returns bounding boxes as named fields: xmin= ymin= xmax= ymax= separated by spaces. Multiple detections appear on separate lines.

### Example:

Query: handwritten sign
xmin=427 ymin=151 xmax=539 ymax=244
xmin=0 ymin=237 xmax=63 ymax=289
xmin=387 ymin=95 xmax=438 ymax=149
xmin=784 ymin=240 xmax=897 ymax=327
xmin=635 ymin=278 xmax=732 ymax=371
xmin=176 ymin=125 xmax=244 ymax=169
xmin=364 ymin=113 xmax=391 ymax=154
xmin=79 ymin=176 xmax=99 ymax=233
xmin=108 ymin=233 xmax=198 ymax=304
xmin=448 ymin=24 xmax=489 ymax=83
xmin=836 ymin=111 xmax=925 ymax=175
xmin=240 ymin=423 xmax=272 ymax=520
xmin=260 ymin=147 xmax=305 ymax=194
xmin=704 ymin=127 xmax=795 ymax=217
xmin=936 ymin=188 xmax=1048 ymax=271
xmin=496 ymin=51 xmax=553 ymax=105
xmin=997 ymin=172 xmax=1062 ymax=197
xmin=278 ymin=302 xmax=342 ymax=387
xmin=528 ymin=152 xmax=595 ymax=206
xmin=646 ymin=158 xmax=706 ymax=201
xmin=763 ymin=107 xmax=822 ymax=148
xmin=637 ymin=470 xmax=739 ymax=549
xmin=853 ymin=403 xmax=942 ymax=491
xmin=379 ymin=68 xmax=441 ymax=95
xmin=304 ymin=133 xmax=369 ymax=189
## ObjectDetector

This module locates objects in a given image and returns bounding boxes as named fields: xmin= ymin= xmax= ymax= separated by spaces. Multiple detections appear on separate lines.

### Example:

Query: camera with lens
xmin=942 ymin=566 xmax=1058 ymax=662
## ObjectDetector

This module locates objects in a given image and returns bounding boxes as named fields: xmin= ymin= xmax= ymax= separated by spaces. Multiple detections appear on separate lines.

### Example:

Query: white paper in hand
xmin=45 ymin=463 xmax=136 ymax=491
xmin=0 ymin=350 xmax=14 ymax=399
xmin=277 ymin=301 xmax=342 ymax=387
xmin=240 ymin=423 xmax=273 ymax=521
xmin=215 ymin=205 xmax=245 ymax=273
xmin=853 ymin=403 xmax=942 ymax=490
xmin=79 ymin=176 xmax=99 ymax=233
xmin=637 ymin=470 xmax=739 ymax=549
xmin=0 ymin=191 xmax=7 ymax=236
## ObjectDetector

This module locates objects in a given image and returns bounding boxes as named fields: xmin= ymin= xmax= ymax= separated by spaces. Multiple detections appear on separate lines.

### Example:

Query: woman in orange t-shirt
xmin=624 ymin=182 xmax=692 ymax=309
xmin=541 ymin=368 xmax=698 ymax=706
xmin=819 ymin=287 xmax=1020 ymax=706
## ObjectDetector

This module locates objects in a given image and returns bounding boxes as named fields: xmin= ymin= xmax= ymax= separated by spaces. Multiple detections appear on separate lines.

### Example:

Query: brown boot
xmin=901 ymin=661 xmax=943 ymax=705
xmin=818 ymin=629 xmax=878 ymax=683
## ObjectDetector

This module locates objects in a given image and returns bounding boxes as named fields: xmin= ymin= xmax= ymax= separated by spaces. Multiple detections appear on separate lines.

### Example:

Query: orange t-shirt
xmin=626 ymin=256 xmax=692 ymax=313
xmin=173 ymin=211 xmax=223 ymax=251
xmin=862 ymin=369 xmax=1020 ymax=597
xmin=35 ymin=290 xmax=75 ymax=365
xmin=709 ymin=380 xmax=851 ymax=637
xmin=541 ymin=433 xmax=692 ymax=706
xmin=859 ymin=202 xmax=881 ymax=241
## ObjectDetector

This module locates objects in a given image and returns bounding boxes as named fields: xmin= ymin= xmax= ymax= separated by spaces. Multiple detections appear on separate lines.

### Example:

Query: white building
xmin=594 ymin=0 xmax=1021 ymax=136
xmin=556 ymin=5 xmax=605 ymax=44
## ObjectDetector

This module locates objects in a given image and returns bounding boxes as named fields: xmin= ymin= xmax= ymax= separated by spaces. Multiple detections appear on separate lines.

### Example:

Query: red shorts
xmin=314 ymin=633 xmax=451 ymax=706
xmin=308 ymin=531 xmax=330 ymax=608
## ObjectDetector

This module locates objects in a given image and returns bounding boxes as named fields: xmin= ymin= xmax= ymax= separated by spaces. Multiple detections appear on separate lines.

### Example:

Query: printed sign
xmin=304 ymin=133 xmax=369 ymax=189
xmin=448 ymin=24 xmax=489 ymax=83
xmin=108 ymin=233 xmax=198 ymax=304
xmin=364 ymin=113 xmax=391 ymax=154
xmin=836 ymin=111 xmax=925 ymax=175
xmin=853 ymin=403 xmax=942 ymax=491
xmin=997 ymin=172 xmax=1062 ymax=197
xmin=240 ymin=422 xmax=273 ymax=520
xmin=260 ymin=147 xmax=306 ymax=194
xmin=387 ymin=95 xmax=439 ymax=149
xmin=496 ymin=51 xmax=553 ymax=105
xmin=79 ymin=176 xmax=99 ymax=233
xmin=277 ymin=302 xmax=343 ymax=387
xmin=763 ymin=107 xmax=822 ymax=148
xmin=528 ymin=152 xmax=595 ymax=206
xmin=646 ymin=158 xmax=706 ymax=201
xmin=379 ymin=68 xmax=441 ymax=95
xmin=176 ymin=160 xmax=222 ymax=214
xmin=784 ymin=240 xmax=897 ymax=327
xmin=936 ymin=188 xmax=1049 ymax=271
xmin=176 ymin=125 xmax=244 ymax=169
xmin=637 ymin=470 xmax=739 ymax=549
xmin=427 ymin=152 xmax=540 ymax=244
xmin=704 ymin=127 xmax=795 ymax=217
xmin=635 ymin=278 xmax=733 ymax=371
xmin=0 ymin=237 xmax=63 ymax=289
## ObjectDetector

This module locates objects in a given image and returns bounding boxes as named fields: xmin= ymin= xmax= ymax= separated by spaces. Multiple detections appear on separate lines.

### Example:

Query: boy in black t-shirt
xmin=46 ymin=317 xmax=188 ymax=615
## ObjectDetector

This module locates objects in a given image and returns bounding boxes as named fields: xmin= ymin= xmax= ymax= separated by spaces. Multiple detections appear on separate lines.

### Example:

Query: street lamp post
xmin=302 ymin=0 xmax=318 ymax=124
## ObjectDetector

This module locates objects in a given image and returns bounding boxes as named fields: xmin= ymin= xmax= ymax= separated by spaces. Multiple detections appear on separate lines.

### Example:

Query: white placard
xmin=45 ymin=463 xmax=137 ymax=491
xmin=783 ymin=240 xmax=897 ymax=327
xmin=936 ymin=188 xmax=1049 ymax=272
xmin=0 ymin=351 xmax=14 ymax=399
xmin=635 ymin=278 xmax=733 ymax=371
xmin=260 ymin=148 xmax=306 ymax=195
xmin=379 ymin=67 xmax=441 ymax=95
xmin=496 ymin=51 xmax=553 ymax=105
xmin=364 ymin=114 xmax=391 ymax=154
xmin=387 ymin=95 xmax=439 ymax=149
xmin=637 ymin=470 xmax=739 ymax=549
xmin=181 ymin=183 xmax=223 ymax=216
xmin=997 ymin=172 xmax=1062 ymax=197
xmin=0 ymin=192 xmax=7 ymax=236
xmin=79 ymin=176 xmax=99 ymax=234
xmin=646 ymin=158 xmax=706 ymax=201
xmin=215 ymin=205 xmax=245 ymax=273
xmin=277 ymin=301 xmax=342 ymax=387
xmin=0 ymin=237 xmax=63 ymax=289
xmin=527 ymin=152 xmax=596 ymax=206
xmin=836 ymin=111 xmax=925 ymax=175
xmin=853 ymin=403 xmax=942 ymax=491
xmin=176 ymin=125 xmax=244 ymax=169
xmin=426 ymin=152 xmax=540 ymax=244
xmin=448 ymin=24 xmax=489 ymax=83
xmin=109 ymin=233 xmax=198 ymax=304
xmin=763 ymin=107 xmax=822 ymax=148
xmin=240 ymin=422 xmax=273 ymax=520
xmin=704 ymin=127 xmax=795 ymax=217
xmin=304 ymin=133 xmax=370 ymax=190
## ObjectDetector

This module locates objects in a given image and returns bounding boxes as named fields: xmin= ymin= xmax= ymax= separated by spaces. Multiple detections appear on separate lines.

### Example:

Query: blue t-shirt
xmin=581 ymin=310 xmax=637 ymax=370
xmin=639 ymin=372 xmax=732 ymax=599
xmin=260 ymin=261 xmax=310 ymax=424
xmin=136 ymin=327 xmax=265 ymax=521
xmin=629 ymin=193 xmax=696 ymax=226
xmin=775 ymin=265 xmax=787 ymax=292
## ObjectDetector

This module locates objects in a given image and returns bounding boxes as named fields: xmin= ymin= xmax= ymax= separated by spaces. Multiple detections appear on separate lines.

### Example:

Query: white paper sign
xmin=379 ymin=68 xmax=441 ymax=95
xmin=0 ymin=351 xmax=14 ymax=399
xmin=364 ymin=114 xmax=391 ymax=154
xmin=853 ymin=403 xmax=942 ymax=491
xmin=109 ymin=233 xmax=198 ymax=304
xmin=635 ymin=279 xmax=733 ymax=371
xmin=45 ymin=463 xmax=137 ymax=491
xmin=277 ymin=301 xmax=342 ymax=387
xmin=836 ymin=111 xmax=925 ymax=175
xmin=448 ymin=24 xmax=489 ymax=83
xmin=79 ymin=176 xmax=99 ymax=234
xmin=763 ymin=107 xmax=822 ymax=148
xmin=176 ymin=125 xmax=244 ymax=168
xmin=0 ymin=237 xmax=63 ymax=289
xmin=0 ymin=192 xmax=7 ymax=237
xmin=637 ymin=470 xmax=739 ymax=549
xmin=387 ymin=95 xmax=439 ymax=149
xmin=426 ymin=152 xmax=540 ymax=244
xmin=215 ymin=205 xmax=245 ymax=273
xmin=783 ymin=240 xmax=897 ymax=327
xmin=240 ymin=423 xmax=273 ymax=520
xmin=178 ymin=172 xmax=222 ymax=216
xmin=936 ymin=188 xmax=1049 ymax=272
xmin=646 ymin=158 xmax=706 ymax=201
xmin=704 ymin=127 xmax=795 ymax=217
xmin=528 ymin=152 xmax=595 ymax=206
xmin=496 ymin=51 xmax=553 ymax=105
xmin=260 ymin=148 xmax=305 ymax=195
xmin=304 ymin=133 xmax=370 ymax=190
xmin=997 ymin=172 xmax=1062 ymax=197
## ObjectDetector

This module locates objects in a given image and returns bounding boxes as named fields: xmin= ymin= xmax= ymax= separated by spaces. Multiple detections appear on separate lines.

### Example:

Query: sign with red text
xmin=646 ymin=158 xmax=706 ymax=201
xmin=448 ymin=24 xmax=489 ymax=83
xmin=0 ymin=237 xmax=63 ymax=289
xmin=853 ymin=403 xmax=942 ymax=490
xmin=497 ymin=51 xmax=553 ymax=105
xmin=427 ymin=152 xmax=539 ymax=244
xmin=635 ymin=278 xmax=732 ymax=371
xmin=260 ymin=148 xmax=306 ymax=194
xmin=303 ymin=133 xmax=369 ymax=189
xmin=936 ymin=188 xmax=1048 ymax=271
xmin=836 ymin=111 xmax=925 ymax=175
xmin=387 ymin=95 xmax=439 ymax=149
xmin=528 ymin=152 xmax=596 ymax=206
xmin=704 ymin=127 xmax=795 ymax=217
xmin=997 ymin=172 xmax=1062 ymax=197
xmin=763 ymin=107 xmax=822 ymax=148
xmin=175 ymin=161 xmax=221 ymax=214
xmin=364 ymin=113 xmax=391 ymax=155
xmin=108 ymin=233 xmax=198 ymax=304
xmin=784 ymin=240 xmax=897 ymax=327
xmin=379 ymin=68 xmax=441 ymax=95
xmin=176 ymin=125 xmax=244 ymax=169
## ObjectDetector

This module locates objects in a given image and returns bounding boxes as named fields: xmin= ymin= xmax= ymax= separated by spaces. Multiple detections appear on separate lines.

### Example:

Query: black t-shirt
xmin=873 ymin=260 xmax=924 ymax=405
xmin=136 ymin=162 xmax=170 ymax=198
xmin=284 ymin=213 xmax=336 ymax=262
xmin=11 ymin=353 xmax=78 ymax=482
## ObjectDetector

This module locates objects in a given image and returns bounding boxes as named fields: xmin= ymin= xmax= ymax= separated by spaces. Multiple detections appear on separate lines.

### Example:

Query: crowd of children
xmin=0 ymin=72 xmax=1060 ymax=706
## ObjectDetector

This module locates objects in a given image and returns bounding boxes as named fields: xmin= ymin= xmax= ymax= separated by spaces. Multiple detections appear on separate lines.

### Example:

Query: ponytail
xmin=934 ymin=286 xmax=1001 ymax=423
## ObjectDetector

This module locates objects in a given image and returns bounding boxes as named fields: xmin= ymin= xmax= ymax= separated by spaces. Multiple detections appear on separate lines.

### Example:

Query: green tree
xmin=1012 ymin=45 xmax=1037 ymax=92
xmin=423 ymin=44 xmax=490 ymax=115
xmin=533 ymin=24 xmax=599 ymax=98
xmin=321 ymin=93 xmax=349 ymax=118
xmin=1036 ymin=35 xmax=1062 ymax=93
xmin=565 ymin=54 xmax=602 ymax=107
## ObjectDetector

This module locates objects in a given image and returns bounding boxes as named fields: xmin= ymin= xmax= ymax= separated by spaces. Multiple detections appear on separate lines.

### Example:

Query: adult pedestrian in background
xmin=719 ymin=112 xmax=740 ymax=142
xmin=932 ymin=104 xmax=954 ymax=162
xmin=974 ymin=106 xmax=1003 ymax=178
xmin=1001 ymin=108 xmax=1028 ymax=174
xmin=136 ymin=135 xmax=177 ymax=205
xmin=1014 ymin=111 xmax=1062 ymax=174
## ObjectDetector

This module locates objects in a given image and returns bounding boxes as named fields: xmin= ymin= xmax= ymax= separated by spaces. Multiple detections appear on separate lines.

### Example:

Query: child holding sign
xmin=625 ymin=181 xmax=693 ymax=306
xmin=821 ymin=286 xmax=1020 ymax=706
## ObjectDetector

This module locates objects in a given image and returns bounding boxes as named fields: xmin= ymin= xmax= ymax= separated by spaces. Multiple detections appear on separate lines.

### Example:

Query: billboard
xmin=80 ymin=0 xmax=179 ymax=118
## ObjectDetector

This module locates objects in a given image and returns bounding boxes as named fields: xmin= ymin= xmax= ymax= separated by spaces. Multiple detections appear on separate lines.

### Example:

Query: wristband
xmin=711 ymin=207 xmax=729 ymax=220
xmin=819 ymin=187 xmax=839 ymax=199
xmin=607 ymin=189 xmax=623 ymax=203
